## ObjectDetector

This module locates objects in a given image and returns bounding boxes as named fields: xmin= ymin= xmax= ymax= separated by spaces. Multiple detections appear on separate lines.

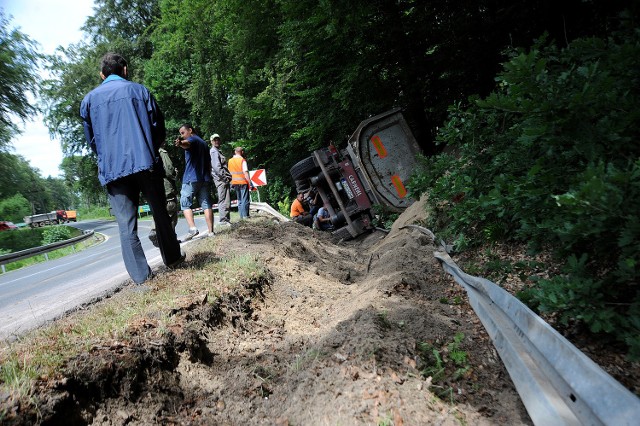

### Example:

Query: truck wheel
xmin=332 ymin=226 xmax=354 ymax=241
xmin=290 ymin=156 xmax=319 ymax=180
xmin=295 ymin=179 xmax=311 ymax=193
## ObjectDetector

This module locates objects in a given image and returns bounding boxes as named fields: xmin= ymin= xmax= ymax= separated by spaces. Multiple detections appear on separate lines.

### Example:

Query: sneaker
xmin=218 ymin=221 xmax=231 ymax=227
xmin=182 ymin=228 xmax=199 ymax=241
xmin=168 ymin=250 xmax=186 ymax=269
xmin=148 ymin=230 xmax=158 ymax=247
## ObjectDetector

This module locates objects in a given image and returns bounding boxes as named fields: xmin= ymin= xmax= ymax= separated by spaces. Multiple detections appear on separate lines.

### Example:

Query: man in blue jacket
xmin=80 ymin=53 xmax=184 ymax=285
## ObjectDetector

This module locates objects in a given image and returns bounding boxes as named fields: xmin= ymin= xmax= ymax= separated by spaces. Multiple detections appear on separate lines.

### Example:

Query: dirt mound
xmin=3 ymin=202 xmax=532 ymax=425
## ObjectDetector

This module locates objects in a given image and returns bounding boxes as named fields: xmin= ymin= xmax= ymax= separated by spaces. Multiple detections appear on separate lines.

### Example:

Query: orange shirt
xmin=290 ymin=198 xmax=306 ymax=217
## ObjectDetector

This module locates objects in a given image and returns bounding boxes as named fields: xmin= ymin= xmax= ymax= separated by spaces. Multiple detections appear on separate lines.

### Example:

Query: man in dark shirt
xmin=174 ymin=123 xmax=214 ymax=240
xmin=80 ymin=53 xmax=184 ymax=285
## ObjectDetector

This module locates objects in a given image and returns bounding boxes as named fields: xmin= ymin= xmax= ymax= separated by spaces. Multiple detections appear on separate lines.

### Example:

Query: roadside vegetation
xmin=409 ymin=25 xmax=640 ymax=358
xmin=0 ymin=225 xmax=102 ymax=273
xmin=75 ymin=206 xmax=111 ymax=221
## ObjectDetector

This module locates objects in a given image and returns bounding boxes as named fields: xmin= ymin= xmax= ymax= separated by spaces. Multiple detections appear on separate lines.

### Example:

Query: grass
xmin=0 ymin=234 xmax=269 ymax=414
xmin=289 ymin=349 xmax=322 ymax=372
xmin=418 ymin=332 xmax=471 ymax=402
xmin=76 ymin=206 xmax=112 ymax=220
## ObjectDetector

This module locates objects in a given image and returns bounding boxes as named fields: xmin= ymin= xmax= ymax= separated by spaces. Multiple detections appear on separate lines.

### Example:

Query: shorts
xmin=180 ymin=181 xmax=212 ymax=210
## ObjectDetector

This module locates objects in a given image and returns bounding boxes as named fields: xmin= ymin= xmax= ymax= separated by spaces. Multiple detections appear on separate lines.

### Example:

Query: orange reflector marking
xmin=371 ymin=135 xmax=388 ymax=158
xmin=391 ymin=175 xmax=407 ymax=198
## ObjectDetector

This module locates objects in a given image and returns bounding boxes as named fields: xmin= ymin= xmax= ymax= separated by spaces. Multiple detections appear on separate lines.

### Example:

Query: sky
xmin=1 ymin=0 xmax=95 ymax=178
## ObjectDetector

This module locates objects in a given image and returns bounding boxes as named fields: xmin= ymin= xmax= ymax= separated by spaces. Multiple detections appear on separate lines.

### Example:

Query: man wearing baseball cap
xmin=209 ymin=133 xmax=232 ymax=225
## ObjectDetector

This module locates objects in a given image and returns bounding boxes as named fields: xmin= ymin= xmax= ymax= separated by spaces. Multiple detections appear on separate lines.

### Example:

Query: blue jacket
xmin=80 ymin=75 xmax=166 ymax=186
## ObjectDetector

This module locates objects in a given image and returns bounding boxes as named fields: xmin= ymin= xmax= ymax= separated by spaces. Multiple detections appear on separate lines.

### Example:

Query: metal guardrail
xmin=433 ymin=249 xmax=640 ymax=425
xmin=0 ymin=230 xmax=95 ymax=272
xmin=190 ymin=201 xmax=290 ymax=222
xmin=250 ymin=201 xmax=290 ymax=222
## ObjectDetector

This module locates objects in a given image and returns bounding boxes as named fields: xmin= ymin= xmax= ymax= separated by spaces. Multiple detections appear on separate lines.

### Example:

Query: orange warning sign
xmin=371 ymin=135 xmax=388 ymax=158
xmin=391 ymin=175 xmax=407 ymax=198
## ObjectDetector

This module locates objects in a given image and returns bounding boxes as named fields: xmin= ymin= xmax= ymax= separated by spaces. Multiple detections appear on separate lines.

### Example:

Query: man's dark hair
xmin=101 ymin=53 xmax=127 ymax=78
xmin=179 ymin=123 xmax=194 ymax=132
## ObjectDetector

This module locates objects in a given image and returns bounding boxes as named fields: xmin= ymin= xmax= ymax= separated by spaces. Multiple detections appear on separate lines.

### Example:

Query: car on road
xmin=0 ymin=221 xmax=19 ymax=231
xmin=290 ymin=108 xmax=422 ymax=239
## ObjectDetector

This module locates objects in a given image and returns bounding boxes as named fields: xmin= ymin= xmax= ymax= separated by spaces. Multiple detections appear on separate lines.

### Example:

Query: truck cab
xmin=290 ymin=108 xmax=422 ymax=239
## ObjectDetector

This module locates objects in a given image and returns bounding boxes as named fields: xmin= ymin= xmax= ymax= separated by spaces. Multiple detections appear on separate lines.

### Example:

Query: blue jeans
xmin=233 ymin=184 xmax=250 ymax=218
xmin=180 ymin=181 xmax=212 ymax=210
xmin=107 ymin=170 xmax=182 ymax=283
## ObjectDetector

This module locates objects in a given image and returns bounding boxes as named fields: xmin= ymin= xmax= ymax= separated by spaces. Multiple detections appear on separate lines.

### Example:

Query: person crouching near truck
xmin=290 ymin=191 xmax=313 ymax=226
xmin=313 ymin=202 xmax=334 ymax=231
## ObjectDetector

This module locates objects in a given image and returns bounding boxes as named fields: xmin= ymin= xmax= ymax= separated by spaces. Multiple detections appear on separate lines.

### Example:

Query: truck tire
xmin=290 ymin=156 xmax=319 ymax=180
xmin=332 ymin=226 xmax=353 ymax=241
xmin=295 ymin=179 xmax=311 ymax=193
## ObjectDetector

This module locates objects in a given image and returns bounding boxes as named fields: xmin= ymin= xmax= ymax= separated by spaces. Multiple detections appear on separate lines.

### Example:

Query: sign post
xmin=249 ymin=169 xmax=267 ymax=203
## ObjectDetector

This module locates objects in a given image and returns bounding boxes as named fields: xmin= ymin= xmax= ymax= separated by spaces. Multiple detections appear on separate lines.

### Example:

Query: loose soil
xmin=10 ymin=198 xmax=635 ymax=425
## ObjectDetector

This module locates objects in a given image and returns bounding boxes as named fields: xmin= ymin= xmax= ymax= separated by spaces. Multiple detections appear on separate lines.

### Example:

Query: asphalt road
xmin=0 ymin=216 xmax=210 ymax=340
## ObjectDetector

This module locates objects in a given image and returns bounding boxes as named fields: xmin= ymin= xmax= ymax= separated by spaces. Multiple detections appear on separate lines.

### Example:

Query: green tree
xmin=41 ymin=0 xmax=160 ymax=155
xmin=412 ymin=26 xmax=640 ymax=356
xmin=41 ymin=0 xmax=636 ymax=207
xmin=60 ymin=156 xmax=106 ymax=209
xmin=0 ymin=193 xmax=30 ymax=223
xmin=0 ymin=11 xmax=41 ymax=147
xmin=44 ymin=176 xmax=78 ymax=210
xmin=42 ymin=45 xmax=102 ymax=155
xmin=0 ymin=151 xmax=50 ymax=213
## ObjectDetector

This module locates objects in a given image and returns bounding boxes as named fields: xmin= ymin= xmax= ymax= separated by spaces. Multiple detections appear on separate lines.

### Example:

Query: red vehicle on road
xmin=0 ymin=221 xmax=18 ymax=231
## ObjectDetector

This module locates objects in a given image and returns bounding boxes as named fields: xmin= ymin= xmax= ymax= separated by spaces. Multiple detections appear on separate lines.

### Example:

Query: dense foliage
xmin=0 ymin=227 xmax=45 ymax=252
xmin=41 ymin=226 xmax=73 ymax=245
xmin=0 ymin=151 xmax=78 ymax=217
xmin=40 ymin=0 xmax=634 ymax=202
xmin=0 ymin=193 xmax=30 ymax=223
xmin=0 ymin=10 xmax=41 ymax=146
xmin=0 ymin=12 xmax=79 ymax=216
xmin=410 ymin=25 xmax=640 ymax=357
xmin=17 ymin=0 xmax=640 ymax=356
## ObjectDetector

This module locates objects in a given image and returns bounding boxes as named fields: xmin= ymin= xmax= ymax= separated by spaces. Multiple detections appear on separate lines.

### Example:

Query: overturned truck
xmin=290 ymin=108 xmax=422 ymax=239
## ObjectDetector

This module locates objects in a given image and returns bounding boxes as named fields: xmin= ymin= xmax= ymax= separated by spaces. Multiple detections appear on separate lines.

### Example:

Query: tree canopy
xmin=34 ymin=0 xmax=640 ymax=355
xmin=0 ymin=10 xmax=41 ymax=148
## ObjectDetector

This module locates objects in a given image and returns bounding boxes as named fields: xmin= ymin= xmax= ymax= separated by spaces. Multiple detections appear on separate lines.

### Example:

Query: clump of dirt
xmin=3 ymin=200 xmax=534 ymax=425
